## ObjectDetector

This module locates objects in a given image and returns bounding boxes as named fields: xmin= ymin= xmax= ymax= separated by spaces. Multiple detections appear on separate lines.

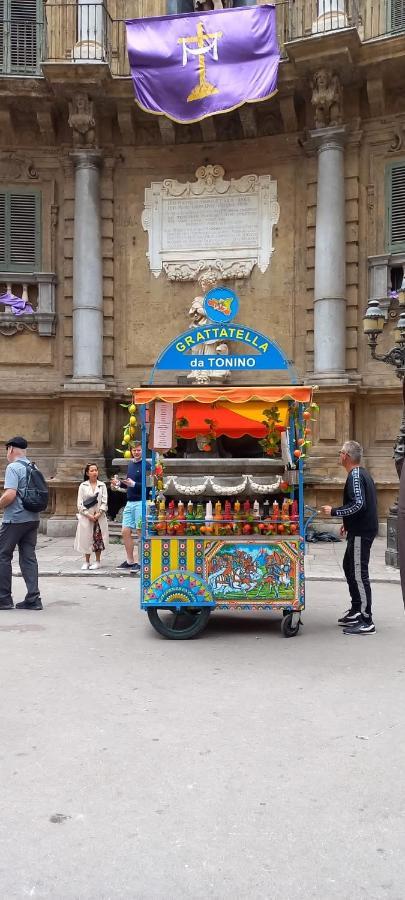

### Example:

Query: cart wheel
xmin=281 ymin=613 xmax=300 ymax=638
xmin=147 ymin=607 xmax=211 ymax=640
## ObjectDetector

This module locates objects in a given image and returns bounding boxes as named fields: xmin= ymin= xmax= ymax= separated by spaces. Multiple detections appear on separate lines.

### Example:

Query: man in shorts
xmin=115 ymin=443 xmax=150 ymax=575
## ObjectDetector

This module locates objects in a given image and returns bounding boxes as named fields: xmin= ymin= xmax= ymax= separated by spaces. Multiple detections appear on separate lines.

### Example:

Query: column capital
xmin=305 ymin=125 xmax=347 ymax=155
xmin=70 ymin=149 xmax=103 ymax=171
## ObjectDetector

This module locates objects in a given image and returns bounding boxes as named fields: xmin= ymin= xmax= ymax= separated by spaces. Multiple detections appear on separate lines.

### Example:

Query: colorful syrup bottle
xmin=205 ymin=500 xmax=213 ymax=534
xmin=186 ymin=501 xmax=195 ymax=535
xmin=272 ymin=500 xmax=279 ymax=522
xmin=281 ymin=498 xmax=290 ymax=519
xmin=214 ymin=500 xmax=222 ymax=535
xmin=224 ymin=500 xmax=232 ymax=521
xmin=253 ymin=500 xmax=260 ymax=519
xmin=177 ymin=500 xmax=186 ymax=536
xmin=157 ymin=497 xmax=166 ymax=535
xmin=196 ymin=502 xmax=204 ymax=527
xmin=263 ymin=499 xmax=270 ymax=521
xmin=234 ymin=499 xmax=243 ymax=535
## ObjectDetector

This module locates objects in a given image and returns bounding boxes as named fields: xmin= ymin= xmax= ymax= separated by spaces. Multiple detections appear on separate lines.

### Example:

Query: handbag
xmin=83 ymin=491 xmax=99 ymax=510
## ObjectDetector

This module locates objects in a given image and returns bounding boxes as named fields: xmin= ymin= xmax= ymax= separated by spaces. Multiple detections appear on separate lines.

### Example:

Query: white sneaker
xmin=89 ymin=561 xmax=101 ymax=570
xmin=81 ymin=562 xmax=89 ymax=571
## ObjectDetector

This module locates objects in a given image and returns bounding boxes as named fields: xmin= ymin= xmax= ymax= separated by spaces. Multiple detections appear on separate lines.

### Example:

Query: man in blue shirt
xmin=0 ymin=436 xmax=42 ymax=610
xmin=114 ymin=443 xmax=151 ymax=574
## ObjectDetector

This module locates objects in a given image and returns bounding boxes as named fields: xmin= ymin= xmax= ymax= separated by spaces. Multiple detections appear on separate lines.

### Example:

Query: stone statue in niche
xmin=311 ymin=69 xmax=343 ymax=129
xmin=186 ymin=272 xmax=229 ymax=384
xmin=68 ymin=94 xmax=96 ymax=148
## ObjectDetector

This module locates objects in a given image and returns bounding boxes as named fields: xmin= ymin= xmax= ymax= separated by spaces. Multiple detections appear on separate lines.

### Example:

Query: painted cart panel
xmin=142 ymin=537 xmax=305 ymax=611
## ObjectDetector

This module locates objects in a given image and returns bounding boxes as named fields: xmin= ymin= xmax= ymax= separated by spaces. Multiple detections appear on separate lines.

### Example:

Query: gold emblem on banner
xmin=178 ymin=23 xmax=222 ymax=102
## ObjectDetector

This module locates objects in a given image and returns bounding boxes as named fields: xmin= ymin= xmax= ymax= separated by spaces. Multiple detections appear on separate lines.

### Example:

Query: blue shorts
xmin=122 ymin=500 xmax=142 ymax=531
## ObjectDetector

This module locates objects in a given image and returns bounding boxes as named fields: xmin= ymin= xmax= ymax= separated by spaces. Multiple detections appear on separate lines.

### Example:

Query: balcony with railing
xmin=0 ymin=0 xmax=404 ymax=78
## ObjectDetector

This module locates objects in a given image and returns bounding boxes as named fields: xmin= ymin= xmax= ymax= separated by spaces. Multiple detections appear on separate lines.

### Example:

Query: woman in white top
xmin=74 ymin=463 xmax=109 ymax=570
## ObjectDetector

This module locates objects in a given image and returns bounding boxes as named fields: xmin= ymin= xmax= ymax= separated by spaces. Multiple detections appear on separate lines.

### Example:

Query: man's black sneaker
xmin=343 ymin=619 xmax=376 ymax=635
xmin=338 ymin=609 xmax=361 ymax=627
xmin=116 ymin=561 xmax=132 ymax=569
xmin=0 ymin=600 xmax=14 ymax=610
xmin=15 ymin=599 xmax=43 ymax=610
xmin=130 ymin=565 xmax=140 ymax=577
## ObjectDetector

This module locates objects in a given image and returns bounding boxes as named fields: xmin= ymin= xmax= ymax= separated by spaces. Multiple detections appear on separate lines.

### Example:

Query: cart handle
xmin=304 ymin=505 xmax=318 ymax=542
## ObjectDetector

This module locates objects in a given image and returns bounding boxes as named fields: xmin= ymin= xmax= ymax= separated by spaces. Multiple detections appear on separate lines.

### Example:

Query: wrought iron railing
xmin=0 ymin=1 xmax=403 ymax=78
xmin=44 ymin=2 xmax=112 ymax=65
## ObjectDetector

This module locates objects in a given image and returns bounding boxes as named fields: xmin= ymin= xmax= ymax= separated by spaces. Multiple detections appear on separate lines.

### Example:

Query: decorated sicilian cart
xmin=131 ymin=288 xmax=318 ymax=640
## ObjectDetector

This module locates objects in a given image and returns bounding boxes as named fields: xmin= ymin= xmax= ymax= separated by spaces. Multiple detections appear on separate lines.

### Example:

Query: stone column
xmin=71 ymin=150 xmax=104 ymax=385
xmin=311 ymin=126 xmax=347 ymax=379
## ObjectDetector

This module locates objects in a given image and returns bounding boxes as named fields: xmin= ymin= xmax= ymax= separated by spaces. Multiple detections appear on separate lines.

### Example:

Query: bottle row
xmin=147 ymin=497 xmax=300 ymax=537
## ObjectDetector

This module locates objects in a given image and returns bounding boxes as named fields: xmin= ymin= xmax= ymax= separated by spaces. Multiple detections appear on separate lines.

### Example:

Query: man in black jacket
xmin=321 ymin=440 xmax=378 ymax=635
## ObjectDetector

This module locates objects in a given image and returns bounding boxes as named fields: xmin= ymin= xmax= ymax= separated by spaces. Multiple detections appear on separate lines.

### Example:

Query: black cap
xmin=6 ymin=436 xmax=28 ymax=450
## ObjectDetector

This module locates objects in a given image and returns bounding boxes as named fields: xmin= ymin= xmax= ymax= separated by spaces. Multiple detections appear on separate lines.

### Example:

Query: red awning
xmin=132 ymin=386 xmax=314 ymax=405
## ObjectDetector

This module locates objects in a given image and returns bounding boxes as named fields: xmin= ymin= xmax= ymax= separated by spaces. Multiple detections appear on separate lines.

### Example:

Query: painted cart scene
xmin=206 ymin=540 xmax=302 ymax=606
xmin=131 ymin=287 xmax=318 ymax=640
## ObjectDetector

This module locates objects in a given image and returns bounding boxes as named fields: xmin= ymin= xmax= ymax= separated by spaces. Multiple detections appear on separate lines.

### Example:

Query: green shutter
xmin=386 ymin=162 xmax=405 ymax=253
xmin=0 ymin=0 xmax=41 ymax=74
xmin=0 ymin=189 xmax=41 ymax=272
xmin=390 ymin=0 xmax=405 ymax=32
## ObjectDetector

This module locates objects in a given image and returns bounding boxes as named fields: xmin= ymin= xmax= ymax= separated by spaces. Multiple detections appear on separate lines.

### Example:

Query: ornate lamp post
xmin=363 ymin=272 xmax=405 ymax=566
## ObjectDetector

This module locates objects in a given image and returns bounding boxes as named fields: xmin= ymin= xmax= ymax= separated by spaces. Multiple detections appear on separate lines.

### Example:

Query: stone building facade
xmin=0 ymin=0 xmax=404 ymax=532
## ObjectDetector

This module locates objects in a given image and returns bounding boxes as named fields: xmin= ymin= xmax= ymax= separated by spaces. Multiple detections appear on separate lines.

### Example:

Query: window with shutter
xmin=390 ymin=0 xmax=405 ymax=32
xmin=0 ymin=190 xmax=41 ymax=272
xmin=0 ymin=0 xmax=42 ymax=75
xmin=386 ymin=162 xmax=405 ymax=254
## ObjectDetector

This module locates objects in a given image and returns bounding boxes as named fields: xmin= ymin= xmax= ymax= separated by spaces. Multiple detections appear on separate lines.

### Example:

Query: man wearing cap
xmin=0 ymin=436 xmax=42 ymax=610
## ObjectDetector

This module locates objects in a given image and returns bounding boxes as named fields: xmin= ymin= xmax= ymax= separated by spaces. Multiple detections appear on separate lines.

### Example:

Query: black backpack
xmin=18 ymin=460 xmax=49 ymax=513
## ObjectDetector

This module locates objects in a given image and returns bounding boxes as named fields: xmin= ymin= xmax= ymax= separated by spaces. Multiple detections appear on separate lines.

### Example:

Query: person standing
xmin=113 ymin=443 xmax=150 ymax=574
xmin=74 ymin=463 xmax=109 ymax=570
xmin=321 ymin=440 xmax=378 ymax=635
xmin=0 ymin=436 xmax=42 ymax=610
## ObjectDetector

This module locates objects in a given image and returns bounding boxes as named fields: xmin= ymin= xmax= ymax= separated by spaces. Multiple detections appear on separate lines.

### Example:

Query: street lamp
xmin=363 ymin=270 xmax=405 ymax=566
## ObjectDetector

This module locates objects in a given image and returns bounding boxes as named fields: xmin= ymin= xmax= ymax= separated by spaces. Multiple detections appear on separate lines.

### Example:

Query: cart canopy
xmin=132 ymin=387 xmax=314 ymax=405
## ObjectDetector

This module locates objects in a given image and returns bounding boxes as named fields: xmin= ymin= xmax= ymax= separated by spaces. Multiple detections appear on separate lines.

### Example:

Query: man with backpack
xmin=0 ymin=436 xmax=46 ymax=610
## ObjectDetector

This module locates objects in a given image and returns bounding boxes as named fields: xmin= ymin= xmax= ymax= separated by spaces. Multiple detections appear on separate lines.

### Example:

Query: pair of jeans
xmin=342 ymin=533 xmax=374 ymax=619
xmin=0 ymin=521 xmax=40 ymax=605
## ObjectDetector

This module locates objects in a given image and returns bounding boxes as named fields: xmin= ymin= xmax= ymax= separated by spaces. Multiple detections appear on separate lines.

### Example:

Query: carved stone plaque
xmin=142 ymin=164 xmax=279 ymax=283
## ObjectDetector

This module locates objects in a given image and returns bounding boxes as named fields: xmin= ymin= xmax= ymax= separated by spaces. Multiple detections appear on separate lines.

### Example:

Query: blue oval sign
xmin=203 ymin=287 xmax=239 ymax=324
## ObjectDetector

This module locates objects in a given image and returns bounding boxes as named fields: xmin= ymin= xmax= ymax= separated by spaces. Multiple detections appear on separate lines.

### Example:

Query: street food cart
xmin=132 ymin=288 xmax=317 ymax=639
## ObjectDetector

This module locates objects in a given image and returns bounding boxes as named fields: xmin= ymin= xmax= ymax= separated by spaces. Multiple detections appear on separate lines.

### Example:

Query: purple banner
xmin=126 ymin=5 xmax=279 ymax=124
xmin=0 ymin=292 xmax=34 ymax=315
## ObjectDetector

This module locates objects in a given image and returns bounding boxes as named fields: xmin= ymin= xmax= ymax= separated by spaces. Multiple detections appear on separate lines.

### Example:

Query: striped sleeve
xmin=331 ymin=467 xmax=365 ymax=518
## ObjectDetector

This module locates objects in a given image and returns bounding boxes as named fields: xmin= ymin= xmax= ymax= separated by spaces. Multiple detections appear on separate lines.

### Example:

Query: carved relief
xmin=0 ymin=153 xmax=37 ymax=181
xmin=143 ymin=164 xmax=280 ymax=283
xmin=311 ymin=69 xmax=343 ymax=129
xmin=0 ymin=318 xmax=38 ymax=337
xmin=389 ymin=125 xmax=405 ymax=153
xmin=68 ymin=94 xmax=96 ymax=148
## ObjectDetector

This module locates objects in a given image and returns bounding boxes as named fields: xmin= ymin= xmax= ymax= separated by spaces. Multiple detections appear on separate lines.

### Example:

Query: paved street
xmin=0 ymin=575 xmax=404 ymax=899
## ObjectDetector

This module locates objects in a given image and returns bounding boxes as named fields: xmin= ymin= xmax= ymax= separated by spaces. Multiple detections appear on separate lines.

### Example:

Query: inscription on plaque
xmin=163 ymin=196 xmax=258 ymax=252
xmin=142 ymin=164 xmax=279 ymax=283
